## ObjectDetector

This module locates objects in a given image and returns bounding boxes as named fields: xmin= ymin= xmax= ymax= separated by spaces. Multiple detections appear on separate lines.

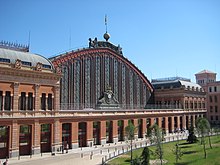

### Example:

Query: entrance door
xmin=78 ymin=122 xmax=87 ymax=147
xmin=0 ymin=126 xmax=9 ymax=159
xmin=118 ymin=120 xmax=124 ymax=141
xmin=19 ymin=125 xmax=32 ymax=155
xmin=62 ymin=123 xmax=72 ymax=150
xmin=41 ymin=124 xmax=51 ymax=153
xmin=93 ymin=122 xmax=100 ymax=145
xmin=106 ymin=121 xmax=113 ymax=143
xmin=138 ymin=119 xmax=143 ymax=138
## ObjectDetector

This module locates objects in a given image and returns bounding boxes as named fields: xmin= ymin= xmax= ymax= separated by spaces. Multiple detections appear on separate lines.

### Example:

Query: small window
xmin=211 ymin=116 xmax=213 ymax=121
xmin=214 ymin=86 xmax=217 ymax=92
xmin=210 ymin=106 xmax=213 ymax=112
xmin=0 ymin=58 xmax=10 ymax=63
xmin=215 ymin=106 xmax=218 ymax=113
xmin=216 ymin=116 xmax=219 ymax=121
xmin=42 ymin=64 xmax=51 ymax=69
xmin=215 ymin=96 xmax=218 ymax=102
xmin=210 ymin=96 xmax=212 ymax=102
xmin=21 ymin=61 xmax=32 ymax=66
xmin=209 ymin=87 xmax=212 ymax=92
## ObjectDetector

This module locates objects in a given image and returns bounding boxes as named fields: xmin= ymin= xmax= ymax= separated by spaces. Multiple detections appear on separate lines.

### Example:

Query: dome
xmin=0 ymin=48 xmax=54 ymax=70
xmin=103 ymin=32 xmax=110 ymax=41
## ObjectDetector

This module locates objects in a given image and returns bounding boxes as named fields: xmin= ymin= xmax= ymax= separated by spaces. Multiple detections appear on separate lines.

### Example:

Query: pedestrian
xmin=66 ymin=143 xmax=69 ymax=153
xmin=3 ymin=159 xmax=8 ymax=165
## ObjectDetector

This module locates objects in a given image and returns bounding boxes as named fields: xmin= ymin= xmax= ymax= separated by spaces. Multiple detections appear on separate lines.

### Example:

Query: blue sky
xmin=1 ymin=0 xmax=220 ymax=82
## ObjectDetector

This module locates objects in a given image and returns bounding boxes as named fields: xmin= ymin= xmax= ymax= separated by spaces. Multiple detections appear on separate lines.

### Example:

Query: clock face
xmin=107 ymin=93 xmax=111 ymax=99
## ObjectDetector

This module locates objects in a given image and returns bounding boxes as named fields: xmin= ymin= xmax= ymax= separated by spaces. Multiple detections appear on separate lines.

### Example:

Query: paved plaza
xmin=2 ymin=133 xmax=188 ymax=165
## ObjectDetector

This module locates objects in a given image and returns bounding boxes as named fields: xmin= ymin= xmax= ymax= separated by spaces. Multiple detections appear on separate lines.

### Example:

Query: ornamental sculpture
xmin=36 ymin=62 xmax=42 ymax=71
xmin=15 ymin=59 xmax=22 ymax=69
xmin=96 ymin=86 xmax=119 ymax=110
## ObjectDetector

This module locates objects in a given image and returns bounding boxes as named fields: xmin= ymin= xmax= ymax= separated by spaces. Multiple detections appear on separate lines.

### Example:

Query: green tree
xmin=125 ymin=122 xmax=136 ymax=164
xmin=187 ymin=126 xmax=198 ymax=144
xmin=140 ymin=146 xmax=150 ymax=165
xmin=196 ymin=117 xmax=210 ymax=159
xmin=147 ymin=124 xmax=164 ymax=165
xmin=172 ymin=143 xmax=183 ymax=163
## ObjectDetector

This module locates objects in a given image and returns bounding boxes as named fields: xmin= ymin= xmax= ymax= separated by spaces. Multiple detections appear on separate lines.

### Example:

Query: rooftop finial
xmin=103 ymin=15 xmax=110 ymax=41
xmin=105 ymin=14 xmax=108 ymax=33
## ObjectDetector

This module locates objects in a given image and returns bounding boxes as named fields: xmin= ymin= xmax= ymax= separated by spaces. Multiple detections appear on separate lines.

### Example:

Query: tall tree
xmin=172 ymin=143 xmax=183 ymax=163
xmin=125 ymin=121 xmax=136 ymax=164
xmin=147 ymin=124 xmax=164 ymax=165
xmin=141 ymin=147 xmax=150 ymax=165
xmin=196 ymin=117 xmax=210 ymax=159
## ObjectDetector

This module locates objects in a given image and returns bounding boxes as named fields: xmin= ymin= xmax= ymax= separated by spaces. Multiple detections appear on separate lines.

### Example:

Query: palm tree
xmin=196 ymin=117 xmax=210 ymax=159
xmin=125 ymin=122 xmax=136 ymax=164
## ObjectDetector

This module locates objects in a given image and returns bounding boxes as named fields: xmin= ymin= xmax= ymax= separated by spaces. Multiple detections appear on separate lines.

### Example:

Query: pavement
xmin=1 ymin=132 xmax=188 ymax=165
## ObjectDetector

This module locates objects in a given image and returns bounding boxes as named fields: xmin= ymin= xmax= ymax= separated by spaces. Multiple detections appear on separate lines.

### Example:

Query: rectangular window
xmin=27 ymin=93 xmax=33 ymax=110
xmin=210 ymin=106 xmax=213 ymax=112
xmin=48 ymin=94 xmax=53 ymax=110
xmin=4 ymin=91 xmax=11 ymax=111
xmin=215 ymin=106 xmax=218 ymax=113
xmin=20 ymin=92 xmax=26 ymax=110
xmin=214 ymin=86 xmax=217 ymax=92
xmin=41 ymin=93 xmax=46 ymax=110
xmin=216 ymin=116 xmax=219 ymax=121
xmin=210 ymin=96 xmax=212 ymax=102
xmin=0 ymin=91 xmax=2 ymax=110
xmin=209 ymin=87 xmax=212 ymax=92
xmin=215 ymin=95 xmax=218 ymax=103
xmin=211 ymin=116 xmax=213 ymax=121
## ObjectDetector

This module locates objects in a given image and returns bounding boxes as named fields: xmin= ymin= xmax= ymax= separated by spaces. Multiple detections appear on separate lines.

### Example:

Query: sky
xmin=1 ymin=0 xmax=220 ymax=82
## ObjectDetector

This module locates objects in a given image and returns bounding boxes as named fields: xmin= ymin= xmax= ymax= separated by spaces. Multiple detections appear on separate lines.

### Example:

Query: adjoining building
xmin=0 ymin=36 xmax=206 ymax=159
xmin=0 ymin=42 xmax=60 ymax=158
xmin=151 ymin=77 xmax=206 ymax=132
xmin=196 ymin=70 xmax=220 ymax=125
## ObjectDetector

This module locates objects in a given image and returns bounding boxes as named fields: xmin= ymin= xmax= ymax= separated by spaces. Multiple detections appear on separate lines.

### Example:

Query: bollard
xmin=90 ymin=154 xmax=93 ymax=160
xmin=108 ymin=149 xmax=109 ymax=153
xmin=100 ymin=150 xmax=102 ymax=154
xmin=81 ymin=153 xmax=83 ymax=158
xmin=102 ymin=157 xmax=104 ymax=164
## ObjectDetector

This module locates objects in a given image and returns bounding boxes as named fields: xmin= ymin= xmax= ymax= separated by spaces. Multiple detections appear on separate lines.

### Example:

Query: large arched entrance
xmin=118 ymin=120 xmax=124 ymax=141
xmin=138 ymin=119 xmax=143 ymax=138
xmin=62 ymin=123 xmax=72 ymax=150
xmin=19 ymin=125 xmax=32 ymax=156
xmin=93 ymin=122 xmax=100 ymax=145
xmin=78 ymin=122 xmax=87 ymax=147
xmin=40 ymin=124 xmax=51 ymax=153
xmin=0 ymin=126 xmax=9 ymax=159
xmin=168 ymin=117 xmax=172 ymax=133
xmin=106 ymin=121 xmax=113 ymax=143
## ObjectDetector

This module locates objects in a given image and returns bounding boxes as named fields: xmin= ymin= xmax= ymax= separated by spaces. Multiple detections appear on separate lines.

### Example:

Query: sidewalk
xmin=5 ymin=132 xmax=188 ymax=165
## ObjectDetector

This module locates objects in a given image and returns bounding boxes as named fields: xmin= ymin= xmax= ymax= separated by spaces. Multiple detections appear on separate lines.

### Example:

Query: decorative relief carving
xmin=36 ymin=62 xmax=42 ymax=71
xmin=96 ymin=86 xmax=119 ymax=110
xmin=15 ymin=59 xmax=22 ymax=69
xmin=56 ymin=66 xmax=62 ymax=74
